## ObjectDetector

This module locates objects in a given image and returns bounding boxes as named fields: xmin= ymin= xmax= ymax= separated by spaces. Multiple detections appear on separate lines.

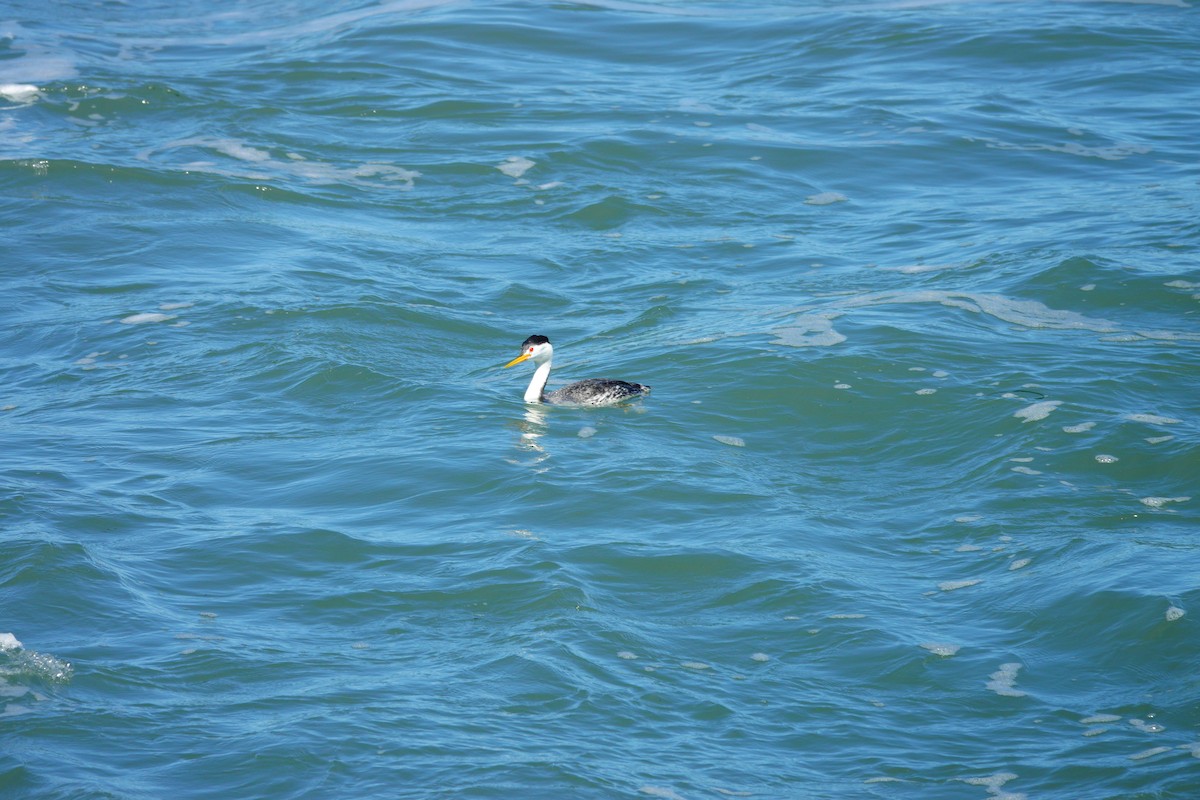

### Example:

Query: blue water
xmin=3 ymin=1 xmax=1199 ymax=798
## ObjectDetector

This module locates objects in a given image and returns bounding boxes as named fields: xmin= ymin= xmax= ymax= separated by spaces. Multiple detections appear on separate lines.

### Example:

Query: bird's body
xmin=504 ymin=335 xmax=650 ymax=406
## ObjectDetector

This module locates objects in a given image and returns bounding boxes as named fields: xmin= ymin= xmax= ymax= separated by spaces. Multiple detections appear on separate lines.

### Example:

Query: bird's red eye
xmin=528 ymin=347 xmax=534 ymax=353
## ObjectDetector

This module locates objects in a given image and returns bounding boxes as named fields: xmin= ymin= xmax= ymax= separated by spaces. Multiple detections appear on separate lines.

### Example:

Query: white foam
xmin=920 ymin=643 xmax=961 ymax=657
xmin=1145 ymin=435 xmax=1174 ymax=444
xmin=1081 ymin=714 xmax=1121 ymax=724
xmin=119 ymin=312 xmax=175 ymax=325
xmin=916 ymin=388 xmax=937 ymax=395
xmin=1166 ymin=606 xmax=1185 ymax=622
xmin=939 ymin=579 xmax=981 ymax=592
xmin=640 ymin=787 xmax=686 ymax=800
xmin=892 ymin=263 xmax=958 ymax=274
xmin=1063 ymin=422 xmax=1096 ymax=433
xmin=617 ymin=651 xmax=638 ymax=660
xmin=834 ymin=383 xmax=851 ymax=390
xmin=961 ymin=772 xmax=1020 ymax=793
xmin=1165 ymin=279 xmax=1200 ymax=289
xmin=225 ymin=140 xmax=271 ymax=162
xmin=680 ymin=661 xmax=711 ymax=670
xmin=0 ymin=633 xmax=22 ymax=650
xmin=1009 ymin=558 xmax=1032 ymax=571
xmin=772 ymin=313 xmax=846 ymax=348
xmin=1014 ymin=400 xmax=1061 ymax=423
xmin=805 ymin=191 xmax=847 ymax=205
xmin=956 ymin=544 xmax=983 ymax=552
xmin=750 ymin=652 xmax=770 ymax=662
xmin=497 ymin=156 xmax=535 ymax=178
xmin=1095 ymin=454 xmax=1119 ymax=464
xmin=1140 ymin=496 xmax=1190 ymax=509
xmin=139 ymin=136 xmax=420 ymax=189
xmin=986 ymin=663 xmax=1026 ymax=697
xmin=713 ymin=435 xmax=745 ymax=447
xmin=577 ymin=426 xmax=597 ymax=438
xmin=956 ymin=514 xmax=983 ymax=523
xmin=842 ymin=290 xmax=1120 ymax=333
xmin=1126 ymin=413 xmax=1182 ymax=425
xmin=1130 ymin=746 xmax=1172 ymax=761
xmin=0 ymin=84 xmax=39 ymax=103
xmin=1011 ymin=466 xmax=1042 ymax=475
xmin=1130 ymin=718 xmax=1165 ymax=733
xmin=678 ymin=98 xmax=717 ymax=112
xmin=159 ymin=302 xmax=194 ymax=311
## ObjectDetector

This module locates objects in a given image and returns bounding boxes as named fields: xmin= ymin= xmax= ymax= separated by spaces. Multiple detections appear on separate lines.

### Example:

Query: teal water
xmin=3 ymin=1 xmax=1199 ymax=797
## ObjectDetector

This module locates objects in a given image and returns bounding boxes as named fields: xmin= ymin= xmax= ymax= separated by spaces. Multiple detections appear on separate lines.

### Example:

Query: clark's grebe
xmin=504 ymin=335 xmax=651 ymax=406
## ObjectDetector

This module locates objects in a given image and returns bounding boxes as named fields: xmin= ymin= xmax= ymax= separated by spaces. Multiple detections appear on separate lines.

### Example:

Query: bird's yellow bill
xmin=504 ymin=351 xmax=532 ymax=368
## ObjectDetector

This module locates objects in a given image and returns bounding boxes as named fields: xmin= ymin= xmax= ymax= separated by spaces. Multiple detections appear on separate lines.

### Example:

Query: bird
xmin=503 ymin=334 xmax=651 ymax=406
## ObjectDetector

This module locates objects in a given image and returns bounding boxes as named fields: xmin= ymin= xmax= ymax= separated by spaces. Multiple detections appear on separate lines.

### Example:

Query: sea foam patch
xmin=120 ymin=312 xmax=176 ymax=325
xmin=986 ymin=662 xmax=1026 ymax=697
xmin=1140 ymin=496 xmax=1190 ymax=510
xmin=920 ymin=642 xmax=961 ymax=657
xmin=1014 ymin=400 xmax=1061 ymax=423
xmin=771 ymin=312 xmax=846 ymax=348
xmin=1130 ymin=746 xmax=1173 ymax=761
xmin=139 ymin=136 xmax=420 ymax=189
xmin=960 ymin=773 xmax=1022 ymax=797
xmin=805 ymin=191 xmax=847 ymax=205
xmin=0 ymin=84 xmax=39 ymax=103
xmin=0 ymin=636 xmax=72 ymax=684
xmin=497 ymin=156 xmax=535 ymax=178
xmin=1081 ymin=714 xmax=1121 ymax=725
xmin=1126 ymin=413 xmax=1182 ymax=425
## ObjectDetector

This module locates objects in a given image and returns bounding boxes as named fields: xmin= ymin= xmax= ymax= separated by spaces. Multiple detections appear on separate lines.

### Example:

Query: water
xmin=2 ymin=1 xmax=1199 ymax=797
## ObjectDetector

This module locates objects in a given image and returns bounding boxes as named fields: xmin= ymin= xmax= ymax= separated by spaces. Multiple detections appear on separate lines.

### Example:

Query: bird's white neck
xmin=525 ymin=357 xmax=552 ymax=403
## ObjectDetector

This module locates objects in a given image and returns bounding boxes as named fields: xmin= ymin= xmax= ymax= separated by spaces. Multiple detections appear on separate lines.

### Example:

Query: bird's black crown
xmin=521 ymin=335 xmax=551 ymax=347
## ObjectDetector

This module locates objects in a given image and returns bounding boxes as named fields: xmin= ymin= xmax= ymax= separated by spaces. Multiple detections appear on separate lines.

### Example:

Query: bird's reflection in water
xmin=514 ymin=405 xmax=550 ymax=464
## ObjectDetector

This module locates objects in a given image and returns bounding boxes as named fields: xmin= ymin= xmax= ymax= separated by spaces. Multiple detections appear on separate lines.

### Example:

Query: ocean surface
xmin=2 ymin=1 xmax=1199 ymax=797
